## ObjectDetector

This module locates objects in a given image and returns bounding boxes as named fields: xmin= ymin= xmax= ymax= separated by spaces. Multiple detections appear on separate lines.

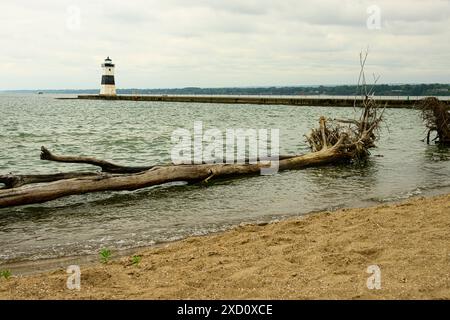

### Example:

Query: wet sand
xmin=0 ymin=193 xmax=449 ymax=299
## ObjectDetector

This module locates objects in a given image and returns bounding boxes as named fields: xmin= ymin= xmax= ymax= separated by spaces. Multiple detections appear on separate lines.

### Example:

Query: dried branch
xmin=307 ymin=50 xmax=383 ymax=161
xmin=40 ymin=146 xmax=154 ymax=173
xmin=418 ymin=97 xmax=450 ymax=144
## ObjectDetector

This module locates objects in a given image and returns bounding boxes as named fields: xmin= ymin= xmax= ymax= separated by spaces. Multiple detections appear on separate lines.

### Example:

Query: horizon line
xmin=1 ymin=82 xmax=449 ymax=92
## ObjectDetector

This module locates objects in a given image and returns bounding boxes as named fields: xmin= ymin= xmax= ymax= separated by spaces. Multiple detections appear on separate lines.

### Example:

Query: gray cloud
xmin=0 ymin=0 xmax=449 ymax=89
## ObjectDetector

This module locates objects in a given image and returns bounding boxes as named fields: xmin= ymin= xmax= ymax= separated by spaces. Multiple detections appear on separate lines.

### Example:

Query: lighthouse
xmin=100 ymin=56 xmax=116 ymax=96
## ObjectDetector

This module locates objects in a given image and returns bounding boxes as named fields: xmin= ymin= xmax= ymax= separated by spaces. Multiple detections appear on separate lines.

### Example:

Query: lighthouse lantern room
xmin=100 ymin=56 xmax=116 ymax=96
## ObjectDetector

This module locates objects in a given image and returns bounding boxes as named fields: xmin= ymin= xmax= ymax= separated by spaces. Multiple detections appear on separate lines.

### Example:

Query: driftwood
xmin=0 ymin=172 xmax=100 ymax=189
xmin=0 ymin=147 xmax=300 ymax=190
xmin=0 ymin=51 xmax=384 ymax=208
xmin=418 ymin=97 xmax=450 ymax=144
xmin=0 ymin=143 xmax=351 ymax=208
xmin=40 ymin=146 xmax=154 ymax=173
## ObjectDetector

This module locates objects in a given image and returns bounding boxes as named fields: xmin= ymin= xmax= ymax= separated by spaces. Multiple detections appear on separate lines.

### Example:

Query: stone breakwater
xmin=73 ymin=94 xmax=440 ymax=108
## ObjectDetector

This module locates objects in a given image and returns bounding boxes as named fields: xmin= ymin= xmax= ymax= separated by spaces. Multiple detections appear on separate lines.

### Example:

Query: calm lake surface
xmin=1 ymin=93 xmax=449 ymax=264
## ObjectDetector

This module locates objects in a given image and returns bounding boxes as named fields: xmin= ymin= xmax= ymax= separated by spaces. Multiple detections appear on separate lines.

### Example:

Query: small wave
xmin=368 ymin=188 xmax=423 ymax=203
xmin=367 ymin=184 xmax=450 ymax=204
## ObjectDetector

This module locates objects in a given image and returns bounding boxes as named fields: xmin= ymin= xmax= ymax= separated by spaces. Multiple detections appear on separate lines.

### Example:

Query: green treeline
xmin=119 ymin=84 xmax=448 ymax=96
xmin=7 ymin=83 xmax=449 ymax=96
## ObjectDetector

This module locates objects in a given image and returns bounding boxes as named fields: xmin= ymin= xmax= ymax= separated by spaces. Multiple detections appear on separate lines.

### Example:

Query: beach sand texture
xmin=1 ymin=193 xmax=449 ymax=300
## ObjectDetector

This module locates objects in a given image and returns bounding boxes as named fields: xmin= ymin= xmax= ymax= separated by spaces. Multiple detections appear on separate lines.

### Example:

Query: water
xmin=0 ymin=93 xmax=449 ymax=264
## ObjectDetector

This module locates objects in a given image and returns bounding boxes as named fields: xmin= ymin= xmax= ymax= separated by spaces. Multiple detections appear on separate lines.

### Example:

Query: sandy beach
xmin=0 ymin=193 xmax=449 ymax=300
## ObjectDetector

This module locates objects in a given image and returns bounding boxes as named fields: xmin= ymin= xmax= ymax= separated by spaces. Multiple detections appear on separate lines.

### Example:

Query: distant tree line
xmin=8 ymin=83 xmax=449 ymax=96
xmin=119 ymin=84 xmax=448 ymax=96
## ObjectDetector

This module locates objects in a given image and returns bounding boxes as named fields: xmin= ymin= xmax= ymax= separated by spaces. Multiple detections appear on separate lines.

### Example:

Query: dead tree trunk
xmin=0 ymin=139 xmax=350 ymax=208
xmin=0 ymin=147 xmax=300 ymax=190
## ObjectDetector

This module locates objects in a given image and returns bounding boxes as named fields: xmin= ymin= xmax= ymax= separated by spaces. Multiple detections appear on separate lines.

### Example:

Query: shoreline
xmin=0 ymin=193 xmax=449 ymax=299
xmin=2 ymin=186 xmax=449 ymax=276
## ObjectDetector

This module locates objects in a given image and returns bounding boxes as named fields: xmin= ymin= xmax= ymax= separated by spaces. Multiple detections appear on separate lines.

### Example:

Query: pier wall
xmin=76 ymin=95 xmax=448 ymax=108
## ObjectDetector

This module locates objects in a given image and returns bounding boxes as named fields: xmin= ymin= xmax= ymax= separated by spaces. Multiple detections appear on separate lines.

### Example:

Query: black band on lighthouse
xmin=101 ymin=75 xmax=115 ymax=85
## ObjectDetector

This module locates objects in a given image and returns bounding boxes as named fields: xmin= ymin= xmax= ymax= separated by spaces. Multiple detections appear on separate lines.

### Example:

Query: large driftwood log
xmin=0 ymin=147 xmax=299 ymax=190
xmin=0 ymin=138 xmax=348 ymax=208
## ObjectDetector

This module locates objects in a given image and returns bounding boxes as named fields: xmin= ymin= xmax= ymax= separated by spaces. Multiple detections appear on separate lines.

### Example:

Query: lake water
xmin=0 ymin=93 xmax=449 ymax=264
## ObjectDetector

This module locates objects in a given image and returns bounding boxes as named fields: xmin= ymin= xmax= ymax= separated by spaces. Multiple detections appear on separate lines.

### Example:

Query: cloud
xmin=0 ymin=0 xmax=449 ymax=89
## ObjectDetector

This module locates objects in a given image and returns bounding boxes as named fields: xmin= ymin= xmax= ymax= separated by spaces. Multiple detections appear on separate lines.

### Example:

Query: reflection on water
xmin=0 ymin=94 xmax=449 ymax=263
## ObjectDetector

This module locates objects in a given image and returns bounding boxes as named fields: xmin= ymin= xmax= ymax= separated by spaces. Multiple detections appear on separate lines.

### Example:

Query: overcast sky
xmin=1 ymin=0 xmax=449 ymax=89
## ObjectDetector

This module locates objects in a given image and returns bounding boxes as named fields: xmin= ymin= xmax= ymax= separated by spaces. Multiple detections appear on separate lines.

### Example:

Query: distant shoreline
xmin=1 ymin=193 xmax=449 ymax=299
xmin=1 ymin=83 xmax=449 ymax=97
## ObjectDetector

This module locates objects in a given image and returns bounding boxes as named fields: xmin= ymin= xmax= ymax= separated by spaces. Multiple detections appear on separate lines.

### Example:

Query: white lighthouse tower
xmin=100 ymin=56 xmax=116 ymax=96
